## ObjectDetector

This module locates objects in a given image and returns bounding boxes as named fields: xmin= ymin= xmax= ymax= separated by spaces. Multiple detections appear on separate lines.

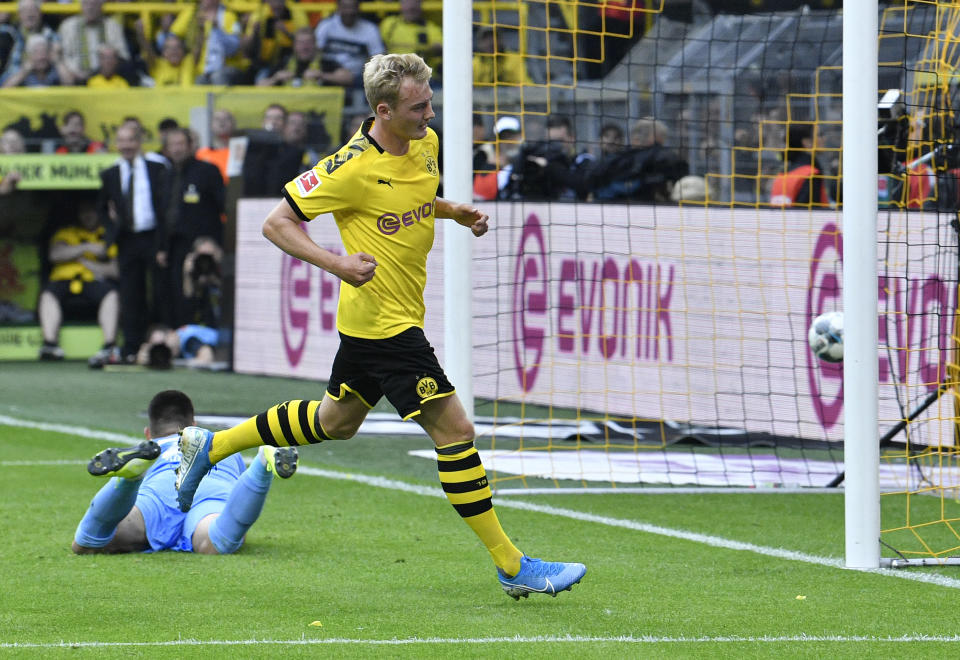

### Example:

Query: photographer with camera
xmin=181 ymin=237 xmax=223 ymax=330
xmin=500 ymin=115 xmax=594 ymax=201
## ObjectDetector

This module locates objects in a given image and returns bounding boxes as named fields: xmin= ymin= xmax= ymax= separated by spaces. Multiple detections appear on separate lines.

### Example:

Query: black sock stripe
xmin=436 ymin=452 xmax=482 ymax=472
xmin=297 ymin=400 xmax=317 ymax=443
xmin=453 ymin=498 xmax=493 ymax=518
xmin=441 ymin=477 xmax=489 ymax=494
xmin=256 ymin=412 xmax=278 ymax=447
xmin=276 ymin=403 xmax=299 ymax=447
xmin=435 ymin=441 xmax=475 ymax=456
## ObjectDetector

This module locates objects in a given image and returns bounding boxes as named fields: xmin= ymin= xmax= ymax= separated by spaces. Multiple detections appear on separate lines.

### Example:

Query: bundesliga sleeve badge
xmin=295 ymin=170 xmax=322 ymax=196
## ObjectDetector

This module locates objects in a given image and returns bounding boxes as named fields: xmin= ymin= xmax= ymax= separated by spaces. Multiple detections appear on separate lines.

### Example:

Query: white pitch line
xmin=5 ymin=415 xmax=960 ymax=590
xmin=0 ymin=460 xmax=85 ymax=466
xmin=0 ymin=415 xmax=140 ymax=445
xmin=4 ymin=634 xmax=960 ymax=648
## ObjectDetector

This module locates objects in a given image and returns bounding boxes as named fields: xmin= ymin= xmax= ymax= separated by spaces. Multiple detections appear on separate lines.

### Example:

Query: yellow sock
xmin=436 ymin=441 xmax=523 ymax=576
xmin=209 ymin=400 xmax=328 ymax=464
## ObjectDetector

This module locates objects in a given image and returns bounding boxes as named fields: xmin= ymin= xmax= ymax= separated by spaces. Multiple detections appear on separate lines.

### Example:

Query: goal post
xmin=442 ymin=0 xmax=475 ymax=421
xmin=842 ymin=0 xmax=881 ymax=569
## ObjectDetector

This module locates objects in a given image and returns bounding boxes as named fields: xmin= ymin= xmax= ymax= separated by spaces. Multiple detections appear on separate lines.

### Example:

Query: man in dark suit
xmin=161 ymin=127 xmax=226 ymax=326
xmin=98 ymin=123 xmax=169 ymax=360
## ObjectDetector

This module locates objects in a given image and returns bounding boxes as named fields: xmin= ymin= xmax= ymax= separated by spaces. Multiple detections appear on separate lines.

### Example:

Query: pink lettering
xmin=577 ymin=261 xmax=599 ymax=353
xmin=600 ymin=258 xmax=619 ymax=358
xmin=557 ymin=259 xmax=576 ymax=351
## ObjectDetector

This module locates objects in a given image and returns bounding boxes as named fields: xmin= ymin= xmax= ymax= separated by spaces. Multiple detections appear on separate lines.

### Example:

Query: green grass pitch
xmin=2 ymin=362 xmax=960 ymax=658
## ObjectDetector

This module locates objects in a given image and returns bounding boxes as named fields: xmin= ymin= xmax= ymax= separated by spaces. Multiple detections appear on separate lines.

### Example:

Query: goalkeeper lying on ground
xmin=72 ymin=389 xmax=297 ymax=555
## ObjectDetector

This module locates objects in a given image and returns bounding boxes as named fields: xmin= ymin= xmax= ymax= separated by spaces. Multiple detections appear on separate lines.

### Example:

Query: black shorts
xmin=45 ymin=279 xmax=115 ymax=320
xmin=326 ymin=326 xmax=455 ymax=420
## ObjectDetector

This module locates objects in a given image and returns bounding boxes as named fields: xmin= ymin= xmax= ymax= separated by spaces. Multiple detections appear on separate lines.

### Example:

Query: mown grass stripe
xmin=6 ymin=415 xmax=960 ymax=591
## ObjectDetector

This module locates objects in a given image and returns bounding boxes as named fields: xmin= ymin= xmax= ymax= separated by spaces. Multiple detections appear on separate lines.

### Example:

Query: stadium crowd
xmin=0 ymin=0 xmax=836 ymax=366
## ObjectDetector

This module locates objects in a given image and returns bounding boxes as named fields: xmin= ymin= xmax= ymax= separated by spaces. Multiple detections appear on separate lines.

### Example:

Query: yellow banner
xmin=1 ymin=87 xmax=345 ymax=153
xmin=0 ymin=154 xmax=117 ymax=190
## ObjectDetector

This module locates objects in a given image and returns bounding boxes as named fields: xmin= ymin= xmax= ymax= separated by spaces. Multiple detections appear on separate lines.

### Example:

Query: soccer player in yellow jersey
xmin=175 ymin=53 xmax=586 ymax=600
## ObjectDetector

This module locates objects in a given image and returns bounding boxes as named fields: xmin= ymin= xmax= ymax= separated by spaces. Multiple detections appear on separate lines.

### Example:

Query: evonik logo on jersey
xmin=377 ymin=202 xmax=434 ymax=235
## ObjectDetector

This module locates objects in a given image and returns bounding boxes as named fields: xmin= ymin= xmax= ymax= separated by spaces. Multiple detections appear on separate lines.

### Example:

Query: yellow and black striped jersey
xmin=49 ymin=225 xmax=117 ymax=282
xmin=282 ymin=118 xmax=441 ymax=339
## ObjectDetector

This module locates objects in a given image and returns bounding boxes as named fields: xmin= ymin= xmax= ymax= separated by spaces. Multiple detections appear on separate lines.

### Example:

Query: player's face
xmin=391 ymin=78 xmax=434 ymax=141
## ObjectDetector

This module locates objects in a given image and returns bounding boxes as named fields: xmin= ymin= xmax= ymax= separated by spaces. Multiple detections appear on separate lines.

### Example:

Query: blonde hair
xmin=362 ymin=53 xmax=433 ymax=112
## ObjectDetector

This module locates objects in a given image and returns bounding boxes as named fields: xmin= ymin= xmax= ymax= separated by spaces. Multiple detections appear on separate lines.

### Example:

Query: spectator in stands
xmin=590 ymin=117 xmax=689 ymax=203
xmin=196 ymin=109 xmax=235 ymax=183
xmin=0 ymin=128 xmax=25 ymax=155
xmin=379 ymin=0 xmax=442 ymax=79
xmin=283 ymin=110 xmax=322 ymax=169
xmin=0 ymin=0 xmax=59 ymax=86
xmin=38 ymin=195 xmax=120 ymax=364
xmin=98 ymin=123 xmax=169 ymax=360
xmin=243 ymin=0 xmax=309 ymax=81
xmin=160 ymin=127 xmax=225 ymax=326
xmin=0 ymin=128 xmax=27 ymax=209
xmin=313 ymin=0 xmax=384 ymax=88
xmin=599 ymin=122 xmax=625 ymax=158
xmin=169 ymin=0 xmax=245 ymax=85
xmin=769 ymin=124 xmax=831 ymax=208
xmin=257 ymin=26 xmax=351 ymax=87
xmin=474 ymin=116 xmax=522 ymax=201
xmin=241 ymin=103 xmax=304 ymax=196
xmin=86 ymin=44 xmax=129 ymax=88
xmin=500 ymin=115 xmax=593 ymax=201
xmin=0 ymin=22 xmax=17 ymax=84
xmin=141 ymin=33 xmax=194 ymax=87
xmin=117 ymin=116 xmax=175 ymax=168
xmin=473 ymin=25 xmax=532 ymax=86
xmin=473 ymin=114 xmax=495 ymax=172
xmin=56 ymin=110 xmax=106 ymax=154
xmin=2 ymin=33 xmax=73 ymax=87
xmin=58 ymin=0 xmax=129 ymax=84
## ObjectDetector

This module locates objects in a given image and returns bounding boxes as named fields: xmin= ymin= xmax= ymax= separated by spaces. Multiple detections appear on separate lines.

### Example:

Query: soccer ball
xmin=808 ymin=311 xmax=844 ymax=363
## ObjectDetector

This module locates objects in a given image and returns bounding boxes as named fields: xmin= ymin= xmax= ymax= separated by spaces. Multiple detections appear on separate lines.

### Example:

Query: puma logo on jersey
xmin=377 ymin=178 xmax=393 ymax=188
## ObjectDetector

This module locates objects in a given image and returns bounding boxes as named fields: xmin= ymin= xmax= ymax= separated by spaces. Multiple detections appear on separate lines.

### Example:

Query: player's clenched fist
xmin=336 ymin=252 xmax=378 ymax=287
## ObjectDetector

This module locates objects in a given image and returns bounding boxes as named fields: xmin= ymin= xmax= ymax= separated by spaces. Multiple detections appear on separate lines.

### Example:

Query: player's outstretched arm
xmin=262 ymin=199 xmax=378 ymax=287
xmin=435 ymin=198 xmax=489 ymax=237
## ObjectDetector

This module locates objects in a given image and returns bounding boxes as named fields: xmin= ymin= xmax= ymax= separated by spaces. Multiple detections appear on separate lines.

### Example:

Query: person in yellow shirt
xmin=86 ymin=44 xmax=130 ymax=88
xmin=472 ymin=26 xmax=532 ymax=86
xmin=169 ymin=0 xmax=245 ymax=85
xmin=174 ymin=53 xmax=587 ymax=602
xmin=379 ymin=0 xmax=442 ymax=77
xmin=145 ymin=34 xmax=195 ymax=87
xmin=37 ymin=195 xmax=120 ymax=364
xmin=243 ymin=0 xmax=309 ymax=80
